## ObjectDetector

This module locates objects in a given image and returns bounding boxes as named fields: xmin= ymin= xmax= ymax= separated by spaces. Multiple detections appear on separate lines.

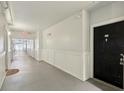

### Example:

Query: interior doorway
xmin=94 ymin=21 xmax=124 ymax=89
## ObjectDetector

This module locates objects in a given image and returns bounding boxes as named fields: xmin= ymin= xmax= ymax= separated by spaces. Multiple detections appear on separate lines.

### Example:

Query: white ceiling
xmin=9 ymin=1 xmax=113 ymax=32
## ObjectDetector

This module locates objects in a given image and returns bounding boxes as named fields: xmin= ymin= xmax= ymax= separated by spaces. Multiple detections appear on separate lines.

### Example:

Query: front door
xmin=94 ymin=21 xmax=124 ymax=89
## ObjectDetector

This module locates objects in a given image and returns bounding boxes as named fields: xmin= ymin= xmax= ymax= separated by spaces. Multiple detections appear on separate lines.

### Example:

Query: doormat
xmin=6 ymin=69 xmax=19 ymax=76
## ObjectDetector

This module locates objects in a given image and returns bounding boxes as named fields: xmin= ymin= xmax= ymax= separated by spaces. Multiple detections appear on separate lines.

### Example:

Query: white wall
xmin=0 ymin=52 xmax=6 ymax=89
xmin=40 ymin=10 xmax=90 ymax=81
xmin=90 ymin=2 xmax=124 ymax=78
xmin=7 ymin=30 xmax=12 ymax=69
xmin=90 ymin=2 xmax=124 ymax=25
xmin=0 ymin=10 xmax=7 ymax=88
xmin=34 ymin=31 xmax=41 ymax=61
xmin=82 ymin=10 xmax=90 ymax=80
xmin=26 ymin=39 xmax=35 ymax=57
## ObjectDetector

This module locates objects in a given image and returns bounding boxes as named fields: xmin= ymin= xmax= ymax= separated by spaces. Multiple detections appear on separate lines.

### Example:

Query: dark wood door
xmin=94 ymin=21 xmax=124 ymax=89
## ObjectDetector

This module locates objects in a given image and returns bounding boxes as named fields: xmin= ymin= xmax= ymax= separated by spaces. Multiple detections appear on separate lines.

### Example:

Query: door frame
xmin=90 ymin=16 xmax=124 ymax=79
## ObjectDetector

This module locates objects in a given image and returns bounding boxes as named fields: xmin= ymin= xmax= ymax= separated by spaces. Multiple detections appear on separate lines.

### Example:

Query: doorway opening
xmin=93 ymin=21 xmax=124 ymax=89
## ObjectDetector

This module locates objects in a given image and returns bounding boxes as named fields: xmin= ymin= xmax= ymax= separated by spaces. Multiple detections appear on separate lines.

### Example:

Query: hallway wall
xmin=0 ymin=8 xmax=7 ymax=88
xmin=0 ymin=52 xmax=6 ymax=88
xmin=40 ymin=10 xmax=90 ymax=81
xmin=41 ymin=12 xmax=83 ymax=80
xmin=34 ymin=31 xmax=41 ymax=61
xmin=7 ymin=28 xmax=12 ymax=69
xmin=90 ymin=2 xmax=124 ymax=25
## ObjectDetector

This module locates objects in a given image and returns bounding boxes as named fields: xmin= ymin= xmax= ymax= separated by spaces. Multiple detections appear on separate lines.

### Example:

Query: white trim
xmin=90 ymin=16 xmax=124 ymax=78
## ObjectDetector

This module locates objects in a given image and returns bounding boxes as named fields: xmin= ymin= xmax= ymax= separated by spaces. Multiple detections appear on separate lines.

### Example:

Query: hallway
xmin=1 ymin=52 xmax=120 ymax=91
xmin=0 ymin=1 xmax=124 ymax=91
